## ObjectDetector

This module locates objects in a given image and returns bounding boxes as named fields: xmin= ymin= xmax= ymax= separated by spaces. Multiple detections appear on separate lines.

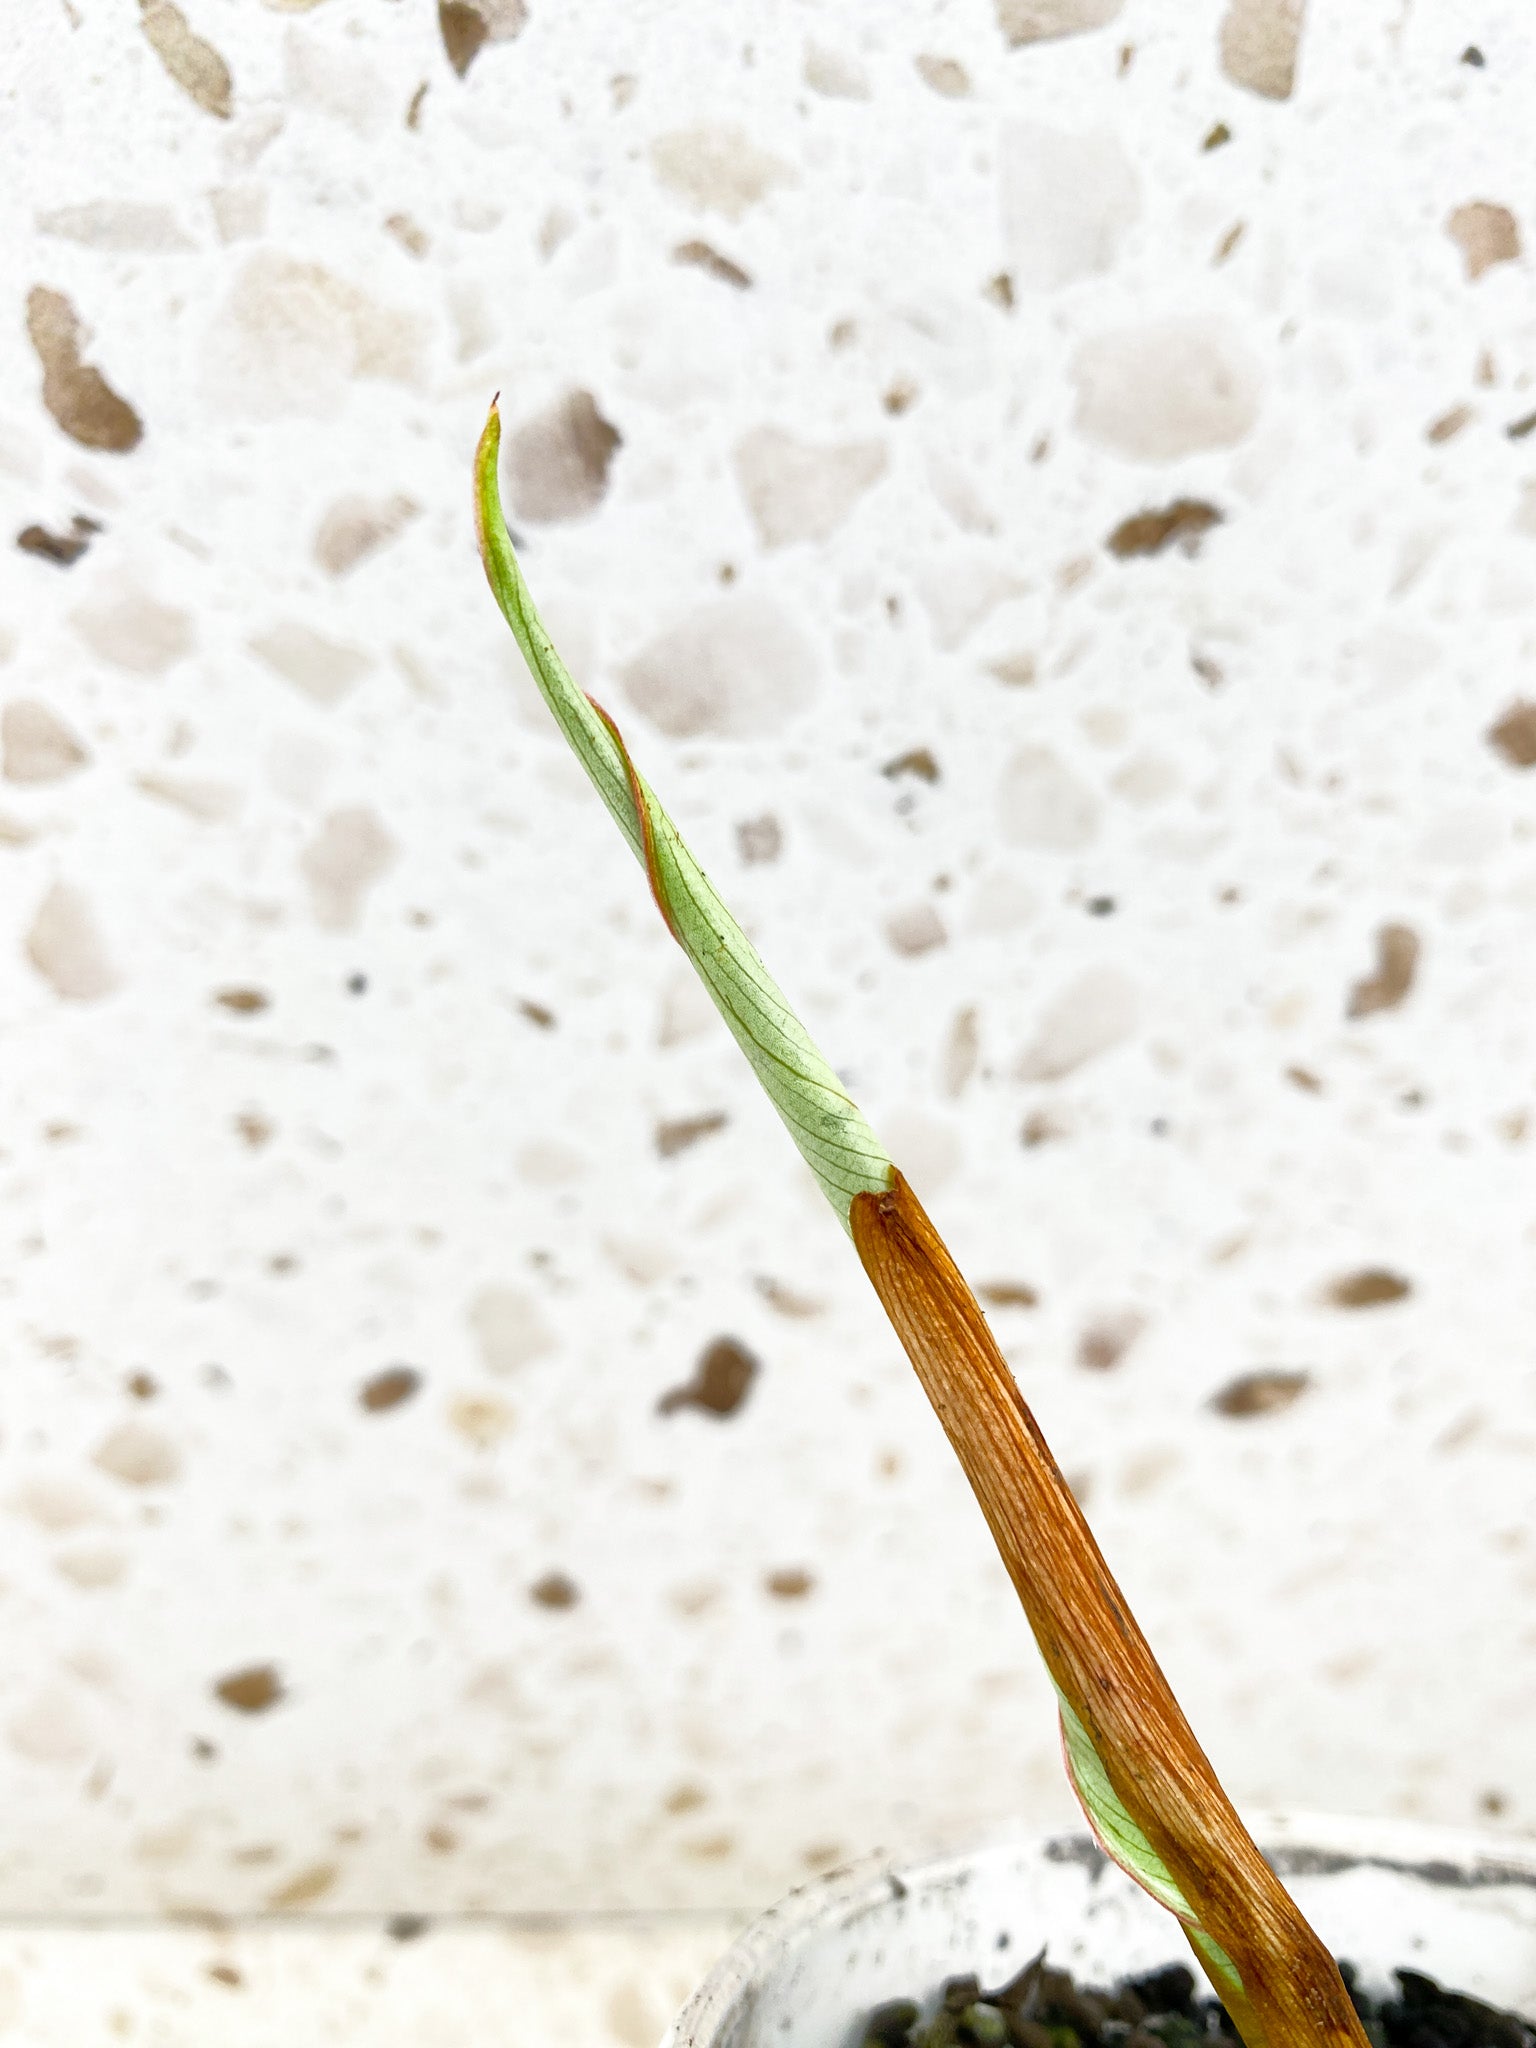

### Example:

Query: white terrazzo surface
xmin=0 ymin=1915 xmax=741 ymax=2046
xmin=2 ymin=0 xmax=1535 ymax=1927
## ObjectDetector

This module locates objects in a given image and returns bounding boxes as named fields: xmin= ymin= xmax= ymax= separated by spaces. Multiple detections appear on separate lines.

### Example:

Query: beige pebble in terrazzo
xmin=203 ymin=252 xmax=427 ymax=417
xmin=803 ymin=42 xmax=870 ymax=98
xmin=250 ymin=621 xmax=374 ymax=706
xmin=11 ymin=1477 xmax=104 ymax=1532
xmin=1071 ymin=318 xmax=1264 ymax=461
xmin=885 ymin=902 xmax=948 ymax=957
xmin=93 ymin=1422 xmax=182 ymax=1488
xmin=25 ymin=288 xmax=144 ymax=454
xmin=283 ymin=24 xmax=390 ymax=135
xmin=135 ymin=770 xmax=242 ymax=823
xmin=139 ymin=0 xmax=233 ymax=118
xmin=8 ymin=1688 xmax=94 ymax=1767
xmin=995 ymin=0 xmax=1124 ymax=46
xmin=621 ymin=591 xmax=819 ymax=739
xmin=73 ymin=587 xmax=194 ymax=674
xmin=916 ymin=550 xmax=1028 ymax=651
xmin=468 ymin=1286 xmax=556 ymax=1375
xmin=1447 ymin=201 xmax=1521 ymax=282
xmin=504 ymin=390 xmax=622 ymax=524
xmin=300 ymin=806 xmax=397 ymax=928
xmin=650 ymin=124 xmax=794 ymax=220
xmin=313 ymin=493 xmax=420 ymax=575
xmin=1218 ymin=0 xmax=1306 ymax=101
xmin=733 ymin=427 xmax=887 ymax=549
xmin=915 ymin=54 xmax=972 ymax=98
xmin=999 ymin=124 xmax=1140 ymax=291
xmin=1017 ymin=966 xmax=1139 ymax=1081
xmin=25 ymin=882 xmax=120 ymax=1001
xmin=36 ymin=202 xmax=193 ymax=253
xmin=2 ymin=700 xmax=88 ymax=784
xmin=997 ymin=743 xmax=1101 ymax=851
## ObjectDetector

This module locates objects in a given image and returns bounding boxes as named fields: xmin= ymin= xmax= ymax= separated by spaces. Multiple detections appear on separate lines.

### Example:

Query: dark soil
xmin=857 ymin=1956 xmax=1535 ymax=2048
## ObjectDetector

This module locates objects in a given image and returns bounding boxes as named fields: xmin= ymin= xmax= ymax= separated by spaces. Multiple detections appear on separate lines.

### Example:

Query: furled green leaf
xmin=475 ymin=402 xmax=1371 ymax=2048
xmin=474 ymin=406 xmax=890 ymax=1231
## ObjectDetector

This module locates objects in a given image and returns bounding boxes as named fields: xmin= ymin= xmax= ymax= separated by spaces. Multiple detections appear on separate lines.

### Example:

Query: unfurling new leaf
xmin=475 ymin=402 xmax=1369 ymax=2048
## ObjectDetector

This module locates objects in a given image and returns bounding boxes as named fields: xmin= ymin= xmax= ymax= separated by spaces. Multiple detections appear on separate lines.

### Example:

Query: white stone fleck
xmin=1072 ymin=319 xmax=1264 ymax=461
xmin=999 ymin=125 xmax=1140 ymax=291
xmin=997 ymin=744 xmax=1101 ymax=851
xmin=1018 ymin=967 xmax=1139 ymax=1080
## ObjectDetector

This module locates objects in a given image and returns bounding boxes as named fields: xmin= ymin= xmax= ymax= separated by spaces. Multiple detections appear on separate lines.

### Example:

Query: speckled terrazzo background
xmin=3 ymin=0 xmax=1536 ymax=1932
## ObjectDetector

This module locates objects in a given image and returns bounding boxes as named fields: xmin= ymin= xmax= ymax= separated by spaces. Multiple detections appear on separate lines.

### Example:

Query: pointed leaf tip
xmin=474 ymin=433 xmax=893 ymax=1229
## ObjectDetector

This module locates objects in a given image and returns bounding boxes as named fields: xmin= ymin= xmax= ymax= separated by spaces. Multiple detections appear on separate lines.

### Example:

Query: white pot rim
xmin=666 ymin=1814 xmax=1536 ymax=2048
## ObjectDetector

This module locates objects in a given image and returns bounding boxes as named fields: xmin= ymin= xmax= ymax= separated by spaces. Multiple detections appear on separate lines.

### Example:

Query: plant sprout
xmin=475 ymin=402 xmax=1370 ymax=2048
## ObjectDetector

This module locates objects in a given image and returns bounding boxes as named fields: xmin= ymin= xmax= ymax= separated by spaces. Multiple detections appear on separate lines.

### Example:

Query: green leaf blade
xmin=474 ymin=404 xmax=892 ymax=1230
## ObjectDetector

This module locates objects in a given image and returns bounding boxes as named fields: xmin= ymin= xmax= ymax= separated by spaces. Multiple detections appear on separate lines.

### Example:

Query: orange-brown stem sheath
xmin=585 ymin=693 xmax=682 ymax=943
xmin=851 ymin=1172 xmax=1370 ymax=2048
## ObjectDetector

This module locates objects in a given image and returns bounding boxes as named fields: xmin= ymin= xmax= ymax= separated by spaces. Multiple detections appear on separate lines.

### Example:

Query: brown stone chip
xmin=882 ymin=747 xmax=940 ymax=783
xmin=978 ymin=1281 xmax=1040 ymax=1309
xmin=885 ymin=903 xmax=947 ymax=957
xmin=215 ymin=1664 xmax=284 ymax=1713
xmin=736 ymin=813 xmax=782 ymax=864
xmin=26 ymin=288 xmax=143 ymax=453
xmin=139 ymin=0 xmax=232 ymax=117
xmin=1077 ymin=1312 xmax=1144 ymax=1371
xmin=214 ymin=987 xmax=270 ymax=1014
xmin=1426 ymin=404 xmax=1473 ymax=444
xmin=1326 ymin=1268 xmax=1411 ymax=1309
xmin=17 ymin=516 xmax=100 ymax=567
xmin=655 ymin=1111 xmax=728 ymax=1158
xmin=529 ymin=1570 xmax=580 ymax=1609
xmin=657 ymin=1335 xmax=759 ymax=1418
xmin=673 ymin=240 xmax=753 ymax=290
xmin=765 ymin=1567 xmax=815 ymax=1599
xmin=359 ymin=1366 xmax=422 ymax=1413
xmin=752 ymin=1276 xmax=824 ymax=1318
xmin=1210 ymin=1368 xmax=1310 ymax=1418
xmin=505 ymin=389 xmax=622 ymax=524
xmin=267 ymin=1862 xmax=336 ymax=1909
xmin=1506 ymin=409 xmax=1536 ymax=441
xmin=439 ymin=0 xmax=488 ymax=76
xmin=1447 ymin=201 xmax=1521 ymax=281
xmin=1106 ymin=499 xmax=1224 ymax=559
xmin=1346 ymin=923 xmax=1419 ymax=1019
xmin=1488 ymin=701 xmax=1536 ymax=768
xmin=915 ymin=54 xmax=971 ymax=96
